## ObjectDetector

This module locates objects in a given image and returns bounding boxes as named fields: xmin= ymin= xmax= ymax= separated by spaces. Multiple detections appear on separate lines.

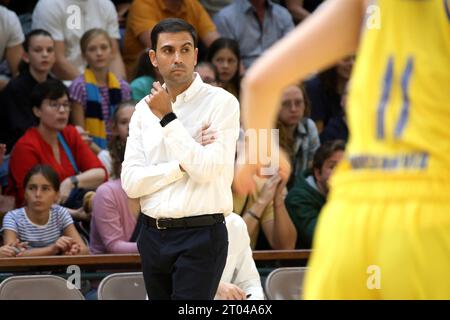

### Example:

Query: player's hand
xmin=216 ymin=282 xmax=247 ymax=300
xmin=145 ymin=81 xmax=173 ymax=119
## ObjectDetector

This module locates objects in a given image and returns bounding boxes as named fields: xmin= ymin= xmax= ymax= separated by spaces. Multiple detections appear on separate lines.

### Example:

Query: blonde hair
xmin=80 ymin=28 xmax=112 ymax=55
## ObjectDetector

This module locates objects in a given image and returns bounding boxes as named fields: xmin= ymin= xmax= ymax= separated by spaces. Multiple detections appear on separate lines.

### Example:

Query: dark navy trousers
xmin=137 ymin=220 xmax=228 ymax=300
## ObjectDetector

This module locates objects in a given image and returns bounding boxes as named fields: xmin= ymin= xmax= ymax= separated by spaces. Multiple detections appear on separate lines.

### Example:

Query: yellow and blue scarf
xmin=84 ymin=68 xmax=122 ymax=149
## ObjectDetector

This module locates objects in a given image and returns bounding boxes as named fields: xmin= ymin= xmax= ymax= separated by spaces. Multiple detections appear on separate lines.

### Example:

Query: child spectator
xmin=2 ymin=164 xmax=89 ymax=256
xmin=97 ymin=100 xmax=135 ymax=178
xmin=0 ymin=29 xmax=55 ymax=155
xmin=69 ymin=28 xmax=131 ymax=149
xmin=207 ymin=38 xmax=241 ymax=98
xmin=89 ymin=102 xmax=139 ymax=254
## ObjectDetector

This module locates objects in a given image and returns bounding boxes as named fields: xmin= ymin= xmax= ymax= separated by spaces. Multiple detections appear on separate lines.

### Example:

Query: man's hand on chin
xmin=145 ymin=81 xmax=173 ymax=119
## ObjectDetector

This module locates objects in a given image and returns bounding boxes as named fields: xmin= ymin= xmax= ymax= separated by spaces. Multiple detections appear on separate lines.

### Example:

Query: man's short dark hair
xmin=312 ymin=140 xmax=346 ymax=171
xmin=151 ymin=18 xmax=198 ymax=51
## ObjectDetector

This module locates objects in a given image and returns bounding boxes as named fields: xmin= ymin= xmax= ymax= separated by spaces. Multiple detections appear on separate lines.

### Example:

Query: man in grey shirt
xmin=213 ymin=0 xmax=294 ymax=70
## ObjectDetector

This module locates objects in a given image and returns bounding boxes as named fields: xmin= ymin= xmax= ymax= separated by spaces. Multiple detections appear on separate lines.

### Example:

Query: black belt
xmin=143 ymin=213 xmax=224 ymax=230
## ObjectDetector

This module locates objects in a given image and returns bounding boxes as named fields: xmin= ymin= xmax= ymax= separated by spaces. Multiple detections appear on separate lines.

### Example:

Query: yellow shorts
xmin=304 ymin=172 xmax=450 ymax=299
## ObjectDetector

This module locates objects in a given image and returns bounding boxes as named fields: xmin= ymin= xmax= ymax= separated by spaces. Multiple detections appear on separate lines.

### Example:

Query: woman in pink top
xmin=89 ymin=103 xmax=138 ymax=254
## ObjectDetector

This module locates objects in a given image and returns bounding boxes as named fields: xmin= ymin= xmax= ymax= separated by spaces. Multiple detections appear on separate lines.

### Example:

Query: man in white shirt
xmin=121 ymin=18 xmax=240 ymax=300
xmin=216 ymin=213 xmax=265 ymax=300
xmin=31 ymin=0 xmax=126 ymax=80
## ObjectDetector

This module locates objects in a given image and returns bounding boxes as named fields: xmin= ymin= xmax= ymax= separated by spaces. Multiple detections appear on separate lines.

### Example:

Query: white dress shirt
xmin=121 ymin=73 xmax=240 ymax=219
xmin=215 ymin=213 xmax=265 ymax=300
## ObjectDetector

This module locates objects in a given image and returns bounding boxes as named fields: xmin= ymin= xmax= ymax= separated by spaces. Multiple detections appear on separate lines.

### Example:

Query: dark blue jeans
xmin=137 ymin=220 xmax=228 ymax=300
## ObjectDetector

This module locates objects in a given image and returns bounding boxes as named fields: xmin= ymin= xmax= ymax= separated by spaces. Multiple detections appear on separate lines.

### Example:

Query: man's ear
xmin=149 ymin=50 xmax=157 ymax=68
xmin=194 ymin=47 xmax=198 ymax=67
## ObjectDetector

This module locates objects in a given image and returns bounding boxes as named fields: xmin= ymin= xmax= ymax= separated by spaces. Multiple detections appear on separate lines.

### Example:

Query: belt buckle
xmin=156 ymin=218 xmax=167 ymax=230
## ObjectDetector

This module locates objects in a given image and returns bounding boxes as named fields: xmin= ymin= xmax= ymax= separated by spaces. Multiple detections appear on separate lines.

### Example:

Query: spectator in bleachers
xmin=320 ymin=82 xmax=349 ymax=144
xmin=207 ymin=38 xmax=240 ymax=99
xmin=0 ymin=29 xmax=55 ymax=157
xmin=7 ymin=79 xmax=107 ymax=208
xmin=285 ymin=140 xmax=345 ymax=249
xmin=3 ymin=0 xmax=38 ymax=35
xmin=97 ymin=100 xmax=134 ymax=179
xmin=130 ymin=49 xmax=159 ymax=102
xmin=111 ymin=0 xmax=132 ymax=44
xmin=215 ymin=212 xmax=264 ymax=300
xmin=32 ymin=0 xmax=126 ymax=80
xmin=304 ymin=56 xmax=354 ymax=133
xmin=0 ymin=4 xmax=24 ymax=91
xmin=90 ymin=102 xmax=139 ymax=254
xmin=2 ymin=164 xmax=89 ymax=256
xmin=233 ymin=135 xmax=297 ymax=250
xmin=123 ymin=0 xmax=220 ymax=79
xmin=69 ymin=28 xmax=131 ymax=150
xmin=277 ymin=83 xmax=320 ymax=186
xmin=213 ymin=0 xmax=294 ymax=70
xmin=195 ymin=61 xmax=219 ymax=86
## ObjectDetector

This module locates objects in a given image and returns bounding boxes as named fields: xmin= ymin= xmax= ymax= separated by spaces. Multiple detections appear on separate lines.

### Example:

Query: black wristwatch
xmin=70 ymin=176 xmax=79 ymax=189
xmin=160 ymin=112 xmax=177 ymax=127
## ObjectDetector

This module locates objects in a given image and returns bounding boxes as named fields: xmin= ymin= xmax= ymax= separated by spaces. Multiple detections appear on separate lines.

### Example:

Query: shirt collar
xmin=295 ymin=120 xmax=308 ymax=136
xmin=170 ymin=72 xmax=204 ymax=105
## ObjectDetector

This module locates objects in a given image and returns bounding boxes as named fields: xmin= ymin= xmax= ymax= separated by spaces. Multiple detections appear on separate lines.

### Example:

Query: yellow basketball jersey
xmin=343 ymin=0 xmax=450 ymax=177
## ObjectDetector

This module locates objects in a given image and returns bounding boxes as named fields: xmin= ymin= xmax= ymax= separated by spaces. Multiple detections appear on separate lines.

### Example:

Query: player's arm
xmin=241 ymin=0 xmax=365 ymax=134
